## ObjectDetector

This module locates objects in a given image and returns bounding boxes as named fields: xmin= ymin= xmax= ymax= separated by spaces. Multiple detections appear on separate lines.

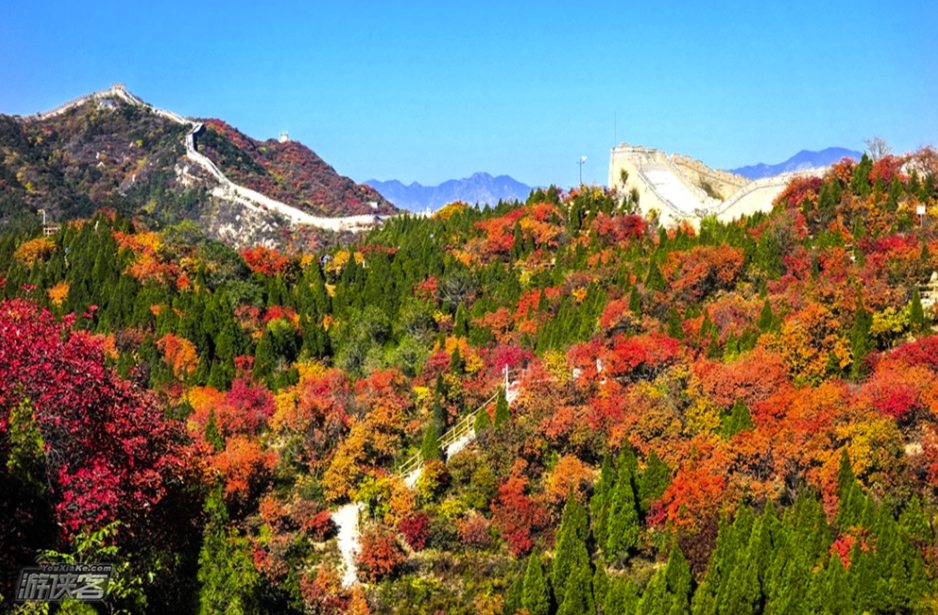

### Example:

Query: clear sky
xmin=1 ymin=1 xmax=936 ymax=188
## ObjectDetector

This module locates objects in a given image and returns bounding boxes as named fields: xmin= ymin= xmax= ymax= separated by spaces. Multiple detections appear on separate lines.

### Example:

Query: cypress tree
xmin=629 ymin=286 xmax=643 ymax=317
xmin=722 ymin=330 xmax=738 ymax=362
xmin=522 ymin=554 xmax=550 ymax=615
xmin=420 ymin=423 xmax=440 ymax=461
xmin=453 ymin=302 xmax=469 ymax=338
xmin=637 ymin=570 xmax=670 ymax=615
xmin=705 ymin=332 xmax=721 ymax=360
xmin=664 ymin=543 xmax=692 ymax=615
xmin=757 ymin=298 xmax=776 ymax=333
xmin=605 ymin=577 xmax=639 ymax=615
xmin=204 ymin=408 xmax=224 ymax=453
xmin=473 ymin=408 xmax=492 ymax=434
xmin=667 ymin=305 xmax=684 ymax=340
xmin=722 ymin=400 xmax=754 ymax=438
xmin=899 ymin=494 xmax=934 ymax=545
xmin=910 ymin=288 xmax=926 ymax=333
xmin=505 ymin=573 xmax=524 ymax=615
xmin=592 ymin=556 xmax=610 ymax=609
xmin=824 ymin=553 xmax=853 ymax=615
xmin=591 ymin=453 xmax=615 ymax=548
xmin=850 ymin=297 xmax=873 ymax=378
xmin=558 ymin=563 xmax=595 ymax=615
xmin=493 ymin=390 xmax=511 ymax=429
xmin=197 ymin=489 xmax=261 ymax=615
xmin=606 ymin=450 xmax=640 ymax=562
xmin=638 ymin=449 xmax=671 ymax=515
xmin=645 ymin=261 xmax=667 ymax=292
xmin=552 ymin=492 xmax=590 ymax=604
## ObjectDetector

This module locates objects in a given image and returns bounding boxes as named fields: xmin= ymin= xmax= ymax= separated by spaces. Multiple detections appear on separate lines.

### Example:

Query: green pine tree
xmin=722 ymin=400 xmax=754 ymax=438
xmin=850 ymin=296 xmax=873 ymax=378
xmin=197 ymin=489 xmax=261 ymax=615
xmin=638 ymin=449 xmax=671 ymax=515
xmin=606 ymin=451 xmax=640 ymax=562
xmin=522 ymin=554 xmax=550 ymax=615
xmin=591 ymin=453 xmax=615 ymax=548
xmin=605 ymin=577 xmax=639 ymax=615
xmin=757 ymin=298 xmax=776 ymax=333
xmin=552 ymin=492 xmax=591 ymax=604
xmin=204 ymin=407 xmax=224 ymax=453
xmin=494 ymin=390 xmax=511 ymax=429
xmin=667 ymin=305 xmax=684 ymax=340
xmin=421 ymin=423 xmax=440 ymax=461
xmin=629 ymin=286 xmax=643 ymax=317
xmin=473 ymin=408 xmax=492 ymax=434
xmin=910 ymin=288 xmax=926 ymax=333
xmin=558 ymin=561 xmax=595 ymax=615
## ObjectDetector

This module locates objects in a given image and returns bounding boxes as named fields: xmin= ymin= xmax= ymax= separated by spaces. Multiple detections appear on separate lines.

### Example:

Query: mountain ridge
xmin=730 ymin=147 xmax=862 ymax=179
xmin=365 ymin=172 xmax=534 ymax=211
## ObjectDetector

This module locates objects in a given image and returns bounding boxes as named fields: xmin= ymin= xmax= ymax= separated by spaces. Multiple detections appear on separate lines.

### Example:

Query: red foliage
xmin=869 ymin=155 xmax=907 ymax=186
xmin=241 ymin=245 xmax=291 ymax=277
xmin=0 ymin=299 xmax=197 ymax=549
xmin=891 ymin=336 xmax=938 ymax=371
xmin=490 ymin=476 xmax=548 ymax=557
xmin=590 ymin=213 xmax=647 ymax=244
xmin=694 ymin=348 xmax=791 ymax=412
xmin=773 ymin=176 xmax=823 ymax=209
xmin=356 ymin=526 xmax=407 ymax=582
xmin=458 ymin=513 xmax=493 ymax=549
xmin=398 ymin=512 xmax=431 ymax=551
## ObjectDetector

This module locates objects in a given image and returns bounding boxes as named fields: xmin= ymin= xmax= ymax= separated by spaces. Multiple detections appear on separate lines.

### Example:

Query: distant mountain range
xmin=730 ymin=147 xmax=862 ymax=180
xmin=364 ymin=172 xmax=534 ymax=212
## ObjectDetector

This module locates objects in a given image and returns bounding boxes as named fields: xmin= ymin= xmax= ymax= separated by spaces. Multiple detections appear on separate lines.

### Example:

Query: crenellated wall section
xmin=610 ymin=143 xmax=826 ymax=228
xmin=26 ymin=85 xmax=390 ymax=233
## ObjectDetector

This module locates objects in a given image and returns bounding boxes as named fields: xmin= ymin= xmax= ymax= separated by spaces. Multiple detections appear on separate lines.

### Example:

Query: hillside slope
xmin=0 ymin=87 xmax=395 ymax=248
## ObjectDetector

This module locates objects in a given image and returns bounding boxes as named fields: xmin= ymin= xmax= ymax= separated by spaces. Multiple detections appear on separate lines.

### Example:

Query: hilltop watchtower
xmin=279 ymin=131 xmax=289 ymax=144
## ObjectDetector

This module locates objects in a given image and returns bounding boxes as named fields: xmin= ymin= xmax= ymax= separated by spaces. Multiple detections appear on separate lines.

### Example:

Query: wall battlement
xmin=610 ymin=142 xmax=826 ymax=228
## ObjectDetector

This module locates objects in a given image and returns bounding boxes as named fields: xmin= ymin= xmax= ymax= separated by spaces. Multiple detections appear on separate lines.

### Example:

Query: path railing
xmin=395 ymin=390 xmax=499 ymax=478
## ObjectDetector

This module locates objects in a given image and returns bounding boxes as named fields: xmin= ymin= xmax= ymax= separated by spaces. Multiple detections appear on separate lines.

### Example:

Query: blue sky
xmin=1 ymin=1 xmax=936 ymax=188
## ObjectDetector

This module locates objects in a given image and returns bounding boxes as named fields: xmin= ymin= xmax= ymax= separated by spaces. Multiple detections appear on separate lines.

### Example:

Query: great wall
xmin=30 ymin=84 xmax=388 ymax=233
xmin=609 ymin=143 xmax=829 ymax=227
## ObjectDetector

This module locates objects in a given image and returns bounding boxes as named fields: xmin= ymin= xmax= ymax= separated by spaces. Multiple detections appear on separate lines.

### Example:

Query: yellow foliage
xmin=437 ymin=497 xmax=467 ymax=520
xmin=47 ymin=281 xmax=69 ymax=307
xmin=384 ymin=476 xmax=416 ymax=526
xmin=572 ymin=287 xmax=588 ymax=303
xmin=871 ymin=306 xmax=910 ymax=343
xmin=542 ymin=350 xmax=570 ymax=383
xmin=416 ymin=459 xmax=448 ymax=503
xmin=14 ymin=237 xmax=55 ymax=268
xmin=433 ymin=311 xmax=452 ymax=325
xmin=296 ymin=360 xmax=327 ymax=383
xmin=684 ymin=397 xmax=722 ymax=436
xmin=434 ymin=201 xmax=468 ymax=220
xmin=187 ymin=386 xmax=225 ymax=416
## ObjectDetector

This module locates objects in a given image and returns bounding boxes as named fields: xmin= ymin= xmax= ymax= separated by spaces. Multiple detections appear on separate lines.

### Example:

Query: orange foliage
xmin=210 ymin=435 xmax=278 ymax=504
xmin=14 ymin=237 xmax=55 ymax=268
xmin=157 ymin=334 xmax=199 ymax=379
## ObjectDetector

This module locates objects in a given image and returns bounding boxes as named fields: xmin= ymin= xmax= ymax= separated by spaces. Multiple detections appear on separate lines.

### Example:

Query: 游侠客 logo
xmin=15 ymin=563 xmax=113 ymax=603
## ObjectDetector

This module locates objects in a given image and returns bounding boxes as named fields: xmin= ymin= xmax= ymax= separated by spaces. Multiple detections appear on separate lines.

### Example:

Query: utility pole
xmin=578 ymin=156 xmax=587 ymax=185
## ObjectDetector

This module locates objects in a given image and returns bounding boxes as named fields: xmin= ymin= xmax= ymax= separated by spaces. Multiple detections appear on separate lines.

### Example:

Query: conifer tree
xmin=722 ymin=400 xmax=754 ymax=438
xmin=453 ymin=302 xmax=469 ymax=338
xmin=757 ymin=298 xmax=776 ymax=333
xmin=910 ymin=288 xmax=926 ymax=333
xmin=638 ymin=449 xmax=670 ymax=515
xmin=552 ymin=492 xmax=590 ymax=604
xmin=722 ymin=330 xmax=738 ymax=362
xmin=505 ymin=573 xmax=524 ymax=615
xmin=667 ymin=306 xmax=684 ymax=340
xmin=522 ymin=554 xmax=550 ymax=615
xmin=705 ymin=332 xmax=721 ymax=360
xmin=592 ymin=556 xmax=610 ymax=609
xmin=198 ymin=489 xmax=261 ymax=615
xmin=629 ymin=286 xmax=643 ymax=317
xmin=591 ymin=453 xmax=615 ymax=548
xmin=558 ymin=563 xmax=595 ymax=615
xmin=850 ymin=296 xmax=873 ymax=378
xmin=420 ymin=423 xmax=440 ymax=461
xmin=204 ymin=407 xmax=224 ymax=453
xmin=473 ymin=408 xmax=492 ymax=434
xmin=645 ymin=261 xmax=667 ymax=292
xmin=606 ymin=449 xmax=640 ymax=562
xmin=493 ymin=390 xmax=511 ymax=429
xmin=605 ymin=577 xmax=639 ymax=615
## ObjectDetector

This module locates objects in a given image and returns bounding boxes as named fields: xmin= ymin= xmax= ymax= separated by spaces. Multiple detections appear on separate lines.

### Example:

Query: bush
xmin=398 ymin=512 xmax=431 ymax=551
xmin=356 ymin=526 xmax=406 ymax=583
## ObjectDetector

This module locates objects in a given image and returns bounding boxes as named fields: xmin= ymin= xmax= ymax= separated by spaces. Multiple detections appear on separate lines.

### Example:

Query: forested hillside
xmin=0 ymin=93 xmax=392 ymax=249
xmin=2 ymin=148 xmax=938 ymax=614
